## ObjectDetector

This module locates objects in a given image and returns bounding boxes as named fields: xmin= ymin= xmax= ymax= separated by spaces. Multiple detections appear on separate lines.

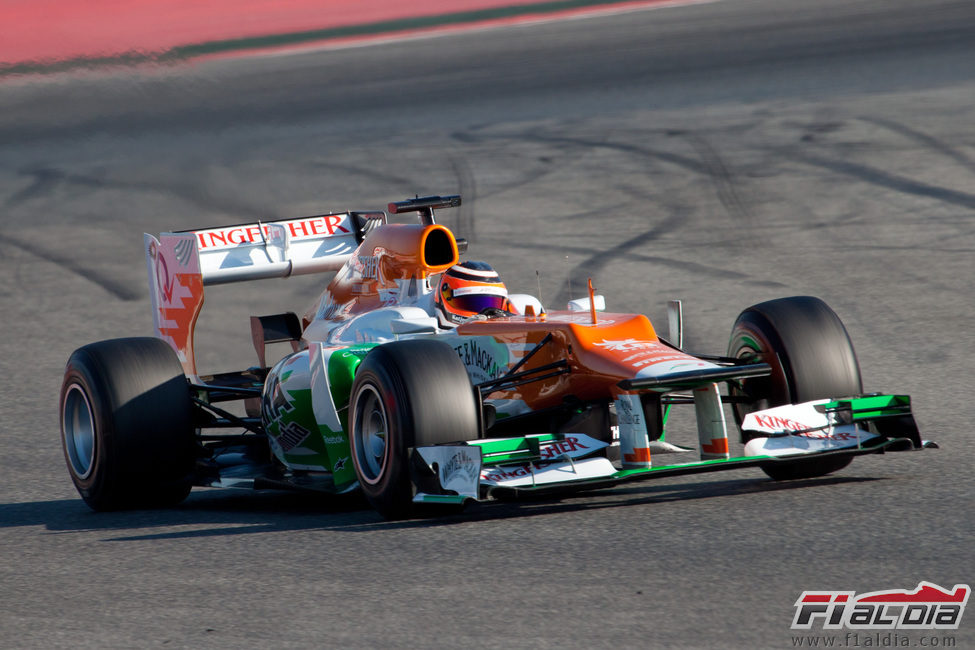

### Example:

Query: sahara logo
xmin=173 ymin=238 xmax=195 ymax=267
xmin=441 ymin=449 xmax=479 ymax=486
xmin=595 ymin=338 xmax=655 ymax=352
xmin=792 ymin=582 xmax=969 ymax=630
xmin=275 ymin=421 xmax=311 ymax=453
xmin=453 ymin=337 xmax=507 ymax=382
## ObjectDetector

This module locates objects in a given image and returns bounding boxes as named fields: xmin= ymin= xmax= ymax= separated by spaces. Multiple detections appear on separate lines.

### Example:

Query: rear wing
xmin=145 ymin=211 xmax=385 ymax=377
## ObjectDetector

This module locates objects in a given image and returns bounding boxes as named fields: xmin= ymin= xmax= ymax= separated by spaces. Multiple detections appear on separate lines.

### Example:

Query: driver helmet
xmin=434 ymin=261 xmax=509 ymax=327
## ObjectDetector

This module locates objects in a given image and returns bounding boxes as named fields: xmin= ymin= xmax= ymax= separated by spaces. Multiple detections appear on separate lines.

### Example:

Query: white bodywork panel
xmin=308 ymin=343 xmax=343 ymax=435
xmin=667 ymin=299 xmax=683 ymax=349
xmin=615 ymin=393 xmax=651 ymax=469
xmin=693 ymin=383 xmax=730 ymax=460
xmin=480 ymin=457 xmax=617 ymax=487
xmin=415 ymin=445 xmax=482 ymax=500
xmin=309 ymin=305 xmax=439 ymax=345
xmin=507 ymin=293 xmax=544 ymax=316
xmin=632 ymin=347 xmax=720 ymax=380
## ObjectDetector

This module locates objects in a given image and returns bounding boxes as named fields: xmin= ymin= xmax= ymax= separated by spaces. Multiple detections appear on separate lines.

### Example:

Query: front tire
xmin=59 ymin=337 xmax=196 ymax=510
xmin=728 ymin=296 xmax=862 ymax=480
xmin=349 ymin=340 xmax=479 ymax=519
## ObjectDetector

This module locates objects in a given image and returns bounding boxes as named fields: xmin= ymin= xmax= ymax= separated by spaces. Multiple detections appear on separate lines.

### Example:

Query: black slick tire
xmin=59 ymin=337 xmax=196 ymax=510
xmin=727 ymin=296 xmax=863 ymax=481
xmin=349 ymin=339 xmax=479 ymax=519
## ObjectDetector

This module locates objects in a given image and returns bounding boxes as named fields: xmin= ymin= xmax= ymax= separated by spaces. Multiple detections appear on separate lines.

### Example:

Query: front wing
xmin=410 ymin=394 xmax=933 ymax=505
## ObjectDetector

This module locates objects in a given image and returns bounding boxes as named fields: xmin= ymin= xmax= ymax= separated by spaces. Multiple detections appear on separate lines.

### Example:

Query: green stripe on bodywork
xmin=660 ymin=403 xmax=672 ymax=441
xmin=320 ymin=345 xmax=375 ymax=490
xmin=415 ymin=494 xmax=468 ymax=505
xmin=468 ymin=434 xmax=559 ymax=463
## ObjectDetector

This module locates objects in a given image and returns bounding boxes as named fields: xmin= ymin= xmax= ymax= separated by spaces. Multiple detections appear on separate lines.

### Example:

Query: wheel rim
xmin=352 ymin=384 xmax=389 ymax=485
xmin=62 ymin=384 xmax=96 ymax=479
xmin=729 ymin=332 xmax=776 ymax=422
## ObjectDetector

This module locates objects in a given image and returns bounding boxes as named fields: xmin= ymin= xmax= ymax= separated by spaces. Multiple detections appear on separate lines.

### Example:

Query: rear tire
xmin=59 ymin=337 xmax=196 ymax=510
xmin=349 ymin=339 xmax=479 ymax=519
xmin=727 ymin=296 xmax=862 ymax=481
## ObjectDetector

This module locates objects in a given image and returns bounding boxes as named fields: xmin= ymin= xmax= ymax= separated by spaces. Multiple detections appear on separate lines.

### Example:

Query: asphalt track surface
xmin=1 ymin=0 xmax=973 ymax=647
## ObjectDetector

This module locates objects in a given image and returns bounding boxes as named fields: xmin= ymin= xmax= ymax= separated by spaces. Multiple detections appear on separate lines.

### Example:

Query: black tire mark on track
xmin=0 ymin=232 xmax=140 ymax=301
xmin=448 ymin=153 xmax=477 ymax=242
xmin=8 ymin=166 xmax=270 ymax=223
xmin=521 ymin=132 xmax=709 ymax=176
xmin=4 ymin=168 xmax=69 ymax=207
xmin=450 ymin=131 xmax=560 ymax=202
xmin=794 ymin=153 xmax=975 ymax=211
xmin=305 ymin=160 xmax=415 ymax=190
xmin=860 ymin=116 xmax=975 ymax=175
xmin=550 ymin=209 xmax=689 ymax=308
xmin=684 ymin=133 xmax=751 ymax=222
xmin=501 ymin=237 xmax=779 ymax=286
xmin=552 ymin=203 xmax=627 ymax=222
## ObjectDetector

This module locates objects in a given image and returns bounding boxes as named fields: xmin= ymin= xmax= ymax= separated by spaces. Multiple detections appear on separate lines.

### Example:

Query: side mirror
xmin=567 ymin=295 xmax=606 ymax=312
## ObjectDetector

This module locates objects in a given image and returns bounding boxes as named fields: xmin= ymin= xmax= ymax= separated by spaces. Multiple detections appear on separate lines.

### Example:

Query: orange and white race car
xmin=59 ymin=195 xmax=935 ymax=518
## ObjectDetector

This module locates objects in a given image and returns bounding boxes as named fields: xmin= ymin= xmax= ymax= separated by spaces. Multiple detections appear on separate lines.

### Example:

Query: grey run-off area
xmin=0 ymin=0 xmax=972 ymax=647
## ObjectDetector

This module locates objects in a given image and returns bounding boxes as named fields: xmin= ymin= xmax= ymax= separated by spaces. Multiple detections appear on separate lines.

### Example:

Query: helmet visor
xmin=446 ymin=292 xmax=507 ymax=315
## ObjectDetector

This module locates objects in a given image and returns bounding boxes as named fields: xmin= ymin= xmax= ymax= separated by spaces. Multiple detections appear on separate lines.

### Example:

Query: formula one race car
xmin=59 ymin=195 xmax=935 ymax=518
